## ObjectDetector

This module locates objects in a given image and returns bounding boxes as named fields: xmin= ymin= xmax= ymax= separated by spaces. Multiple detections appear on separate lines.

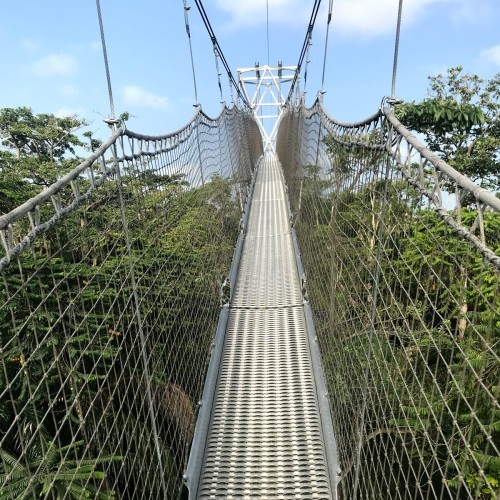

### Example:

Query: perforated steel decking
xmin=191 ymin=156 xmax=335 ymax=498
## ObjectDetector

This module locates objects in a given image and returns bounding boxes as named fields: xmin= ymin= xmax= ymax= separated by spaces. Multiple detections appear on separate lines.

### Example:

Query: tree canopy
xmin=0 ymin=106 xmax=246 ymax=497
xmin=396 ymin=67 xmax=499 ymax=191
xmin=0 ymin=107 xmax=88 ymax=211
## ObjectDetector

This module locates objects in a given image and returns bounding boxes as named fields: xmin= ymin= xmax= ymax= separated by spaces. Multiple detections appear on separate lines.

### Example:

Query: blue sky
xmin=0 ymin=0 xmax=498 ymax=140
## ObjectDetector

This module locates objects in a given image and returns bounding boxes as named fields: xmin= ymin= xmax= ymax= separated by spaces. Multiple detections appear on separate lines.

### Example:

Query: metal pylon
xmin=237 ymin=63 xmax=297 ymax=152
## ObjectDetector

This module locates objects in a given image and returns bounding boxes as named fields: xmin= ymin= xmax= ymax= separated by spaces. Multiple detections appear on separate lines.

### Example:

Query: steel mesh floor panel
xmin=197 ymin=156 xmax=333 ymax=498
xmin=246 ymin=198 xmax=290 ymax=237
xmin=246 ymin=159 xmax=289 ymax=237
xmin=231 ymin=233 xmax=302 ymax=308
xmin=250 ymin=157 xmax=286 ymax=202
xmin=198 ymin=308 xmax=332 ymax=498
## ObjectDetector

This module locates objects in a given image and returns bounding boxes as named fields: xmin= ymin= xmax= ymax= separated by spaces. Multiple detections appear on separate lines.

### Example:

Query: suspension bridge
xmin=0 ymin=1 xmax=499 ymax=499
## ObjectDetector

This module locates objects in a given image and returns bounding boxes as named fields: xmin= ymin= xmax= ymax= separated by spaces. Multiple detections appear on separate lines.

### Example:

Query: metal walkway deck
xmin=186 ymin=156 xmax=336 ymax=498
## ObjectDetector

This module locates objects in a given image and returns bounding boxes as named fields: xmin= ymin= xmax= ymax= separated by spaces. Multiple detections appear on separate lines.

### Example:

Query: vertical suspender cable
xmin=182 ymin=1 xmax=205 ymax=183
xmin=314 ymin=0 xmax=334 ymax=180
xmin=391 ymin=0 xmax=404 ymax=99
xmin=183 ymin=0 xmax=200 ymax=105
xmin=286 ymin=0 xmax=322 ymax=103
xmin=95 ymin=3 xmax=167 ymax=492
xmin=314 ymin=0 xmax=334 ymax=174
xmin=229 ymin=75 xmax=235 ymax=106
xmin=112 ymin=141 xmax=168 ymax=496
xmin=266 ymin=0 xmax=270 ymax=66
xmin=352 ymin=128 xmax=393 ymax=500
xmin=213 ymin=45 xmax=224 ymax=103
xmin=95 ymin=0 xmax=116 ymax=119
xmin=192 ymin=0 xmax=250 ymax=107
xmin=352 ymin=7 xmax=403 ymax=491
xmin=320 ymin=0 xmax=334 ymax=93
xmin=303 ymin=36 xmax=313 ymax=98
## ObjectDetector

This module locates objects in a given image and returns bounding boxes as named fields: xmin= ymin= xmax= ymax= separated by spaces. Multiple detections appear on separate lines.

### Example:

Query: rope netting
xmin=0 ymin=107 xmax=262 ymax=498
xmin=276 ymin=98 xmax=499 ymax=499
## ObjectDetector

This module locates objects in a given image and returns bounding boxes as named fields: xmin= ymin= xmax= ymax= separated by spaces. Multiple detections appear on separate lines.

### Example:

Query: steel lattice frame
xmin=237 ymin=64 xmax=297 ymax=153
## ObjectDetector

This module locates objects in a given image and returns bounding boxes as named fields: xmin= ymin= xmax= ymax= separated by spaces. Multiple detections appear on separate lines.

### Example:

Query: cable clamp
xmin=220 ymin=278 xmax=231 ymax=306
xmin=103 ymin=117 xmax=121 ymax=126
xmin=386 ymin=96 xmax=404 ymax=107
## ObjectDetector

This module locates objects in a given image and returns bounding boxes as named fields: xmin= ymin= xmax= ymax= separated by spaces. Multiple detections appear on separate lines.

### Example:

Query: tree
xmin=296 ymin=81 xmax=500 ymax=497
xmin=396 ymin=67 xmax=499 ymax=191
xmin=1 ymin=145 xmax=244 ymax=497
xmin=0 ymin=107 xmax=87 ymax=195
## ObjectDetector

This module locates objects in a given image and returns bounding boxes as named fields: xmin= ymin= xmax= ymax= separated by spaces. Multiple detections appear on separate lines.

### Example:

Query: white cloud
xmin=29 ymin=54 xmax=78 ymax=76
xmin=55 ymin=107 xmax=86 ymax=118
xmin=59 ymin=84 xmax=80 ymax=98
xmin=332 ymin=0 xmax=446 ymax=36
xmin=21 ymin=38 xmax=38 ymax=51
xmin=122 ymin=85 xmax=169 ymax=110
xmin=216 ymin=0 xmax=310 ymax=27
xmin=481 ymin=44 xmax=500 ymax=66
xmin=216 ymin=0 xmax=457 ymax=36
xmin=449 ymin=0 xmax=495 ymax=23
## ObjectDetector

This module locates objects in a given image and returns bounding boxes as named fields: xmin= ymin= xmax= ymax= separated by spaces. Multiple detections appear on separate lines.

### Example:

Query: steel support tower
xmin=237 ymin=63 xmax=298 ymax=152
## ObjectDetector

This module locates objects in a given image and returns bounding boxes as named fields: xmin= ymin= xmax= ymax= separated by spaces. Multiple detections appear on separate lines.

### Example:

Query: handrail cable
xmin=286 ymin=0 xmax=322 ymax=104
xmin=320 ymin=0 xmax=334 ymax=93
xmin=192 ymin=0 xmax=250 ymax=107
xmin=183 ymin=0 xmax=200 ymax=105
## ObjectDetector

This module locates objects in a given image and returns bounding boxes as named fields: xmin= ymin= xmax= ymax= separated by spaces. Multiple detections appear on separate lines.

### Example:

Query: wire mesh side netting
xmin=0 ymin=106 xmax=263 ymax=499
xmin=276 ymin=99 xmax=499 ymax=500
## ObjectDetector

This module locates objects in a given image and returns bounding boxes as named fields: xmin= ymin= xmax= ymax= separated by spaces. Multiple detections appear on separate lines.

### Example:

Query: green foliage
xmin=0 ymin=107 xmax=244 ymax=496
xmin=295 ymin=134 xmax=499 ymax=497
xmin=397 ymin=98 xmax=485 ymax=133
xmin=0 ymin=107 xmax=88 ymax=213
xmin=0 ymin=107 xmax=86 ymax=162
xmin=396 ymin=67 xmax=499 ymax=191
xmin=0 ymin=438 xmax=121 ymax=499
xmin=1 ymin=171 xmax=242 ymax=496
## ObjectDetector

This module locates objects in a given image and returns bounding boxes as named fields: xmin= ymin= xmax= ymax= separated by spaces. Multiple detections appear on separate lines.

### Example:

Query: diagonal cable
xmin=286 ymin=0 xmax=322 ymax=104
xmin=192 ymin=0 xmax=250 ymax=108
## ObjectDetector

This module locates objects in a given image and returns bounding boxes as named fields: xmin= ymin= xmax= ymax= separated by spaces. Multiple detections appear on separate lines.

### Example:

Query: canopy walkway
xmin=0 ymin=2 xmax=499 ymax=499
xmin=185 ymin=155 xmax=336 ymax=497
xmin=1 ymin=99 xmax=498 ymax=499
